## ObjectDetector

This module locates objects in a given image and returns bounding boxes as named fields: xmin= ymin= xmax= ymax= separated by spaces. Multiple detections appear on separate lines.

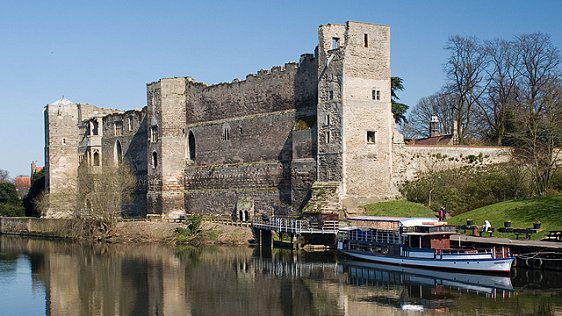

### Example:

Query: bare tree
xmin=510 ymin=33 xmax=561 ymax=195
xmin=404 ymin=92 xmax=455 ymax=139
xmin=444 ymin=36 xmax=489 ymax=144
xmin=76 ymin=163 xmax=136 ymax=239
xmin=0 ymin=169 xmax=9 ymax=182
xmin=479 ymin=38 xmax=520 ymax=145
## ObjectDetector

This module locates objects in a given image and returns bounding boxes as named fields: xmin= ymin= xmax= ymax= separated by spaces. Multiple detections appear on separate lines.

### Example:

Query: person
xmin=481 ymin=220 xmax=492 ymax=233
xmin=442 ymin=207 xmax=447 ymax=220
xmin=438 ymin=208 xmax=444 ymax=221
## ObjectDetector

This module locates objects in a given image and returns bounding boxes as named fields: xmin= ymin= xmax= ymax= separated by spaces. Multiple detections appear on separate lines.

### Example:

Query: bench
xmin=543 ymin=230 xmax=562 ymax=242
xmin=513 ymin=228 xmax=537 ymax=240
xmin=479 ymin=227 xmax=495 ymax=237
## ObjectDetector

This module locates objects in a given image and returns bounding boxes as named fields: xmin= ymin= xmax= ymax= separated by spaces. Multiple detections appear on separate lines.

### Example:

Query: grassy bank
xmin=362 ymin=196 xmax=562 ymax=240
xmin=362 ymin=200 xmax=434 ymax=218
xmin=446 ymin=195 xmax=562 ymax=240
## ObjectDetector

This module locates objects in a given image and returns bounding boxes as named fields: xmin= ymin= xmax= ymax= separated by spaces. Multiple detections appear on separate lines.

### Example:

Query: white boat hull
xmin=339 ymin=250 xmax=514 ymax=273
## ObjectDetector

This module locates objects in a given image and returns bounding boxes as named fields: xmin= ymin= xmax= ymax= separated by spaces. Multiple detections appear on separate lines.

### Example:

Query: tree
xmin=509 ymin=33 xmax=561 ymax=195
xmin=391 ymin=76 xmax=409 ymax=125
xmin=444 ymin=36 xmax=489 ymax=144
xmin=23 ymin=169 xmax=45 ymax=217
xmin=0 ymin=181 xmax=24 ymax=217
xmin=479 ymin=38 xmax=520 ymax=145
xmin=76 ymin=162 xmax=137 ymax=239
xmin=404 ymin=92 xmax=455 ymax=139
xmin=0 ymin=169 xmax=9 ymax=182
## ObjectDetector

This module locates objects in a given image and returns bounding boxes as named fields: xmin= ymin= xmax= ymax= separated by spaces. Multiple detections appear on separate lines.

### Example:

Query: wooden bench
xmin=513 ymin=228 xmax=536 ymax=240
xmin=479 ymin=227 xmax=495 ymax=237
xmin=543 ymin=230 xmax=562 ymax=242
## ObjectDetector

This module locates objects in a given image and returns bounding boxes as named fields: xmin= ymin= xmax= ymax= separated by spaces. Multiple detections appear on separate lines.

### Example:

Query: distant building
xmin=15 ymin=176 xmax=31 ymax=198
xmin=43 ymin=21 xmax=512 ymax=219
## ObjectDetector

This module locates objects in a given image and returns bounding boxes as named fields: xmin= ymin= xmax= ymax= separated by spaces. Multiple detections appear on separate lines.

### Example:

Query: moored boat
xmin=337 ymin=216 xmax=514 ymax=273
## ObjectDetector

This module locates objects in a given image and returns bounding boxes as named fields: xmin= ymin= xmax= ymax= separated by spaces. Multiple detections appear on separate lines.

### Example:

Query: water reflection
xmin=1 ymin=236 xmax=562 ymax=316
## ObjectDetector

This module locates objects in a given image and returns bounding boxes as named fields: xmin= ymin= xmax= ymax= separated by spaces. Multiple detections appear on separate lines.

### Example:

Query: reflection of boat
xmin=340 ymin=259 xmax=514 ymax=312
xmin=340 ymin=260 xmax=514 ymax=294
xmin=337 ymin=217 xmax=514 ymax=273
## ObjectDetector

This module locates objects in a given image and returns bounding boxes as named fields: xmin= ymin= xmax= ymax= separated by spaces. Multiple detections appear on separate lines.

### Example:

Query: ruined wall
xmin=181 ymin=57 xmax=318 ymax=216
xmin=186 ymin=55 xmax=317 ymax=123
xmin=100 ymin=109 xmax=148 ymax=217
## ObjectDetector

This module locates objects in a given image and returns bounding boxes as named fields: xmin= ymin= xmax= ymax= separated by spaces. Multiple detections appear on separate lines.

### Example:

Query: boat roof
xmin=347 ymin=216 xmax=439 ymax=227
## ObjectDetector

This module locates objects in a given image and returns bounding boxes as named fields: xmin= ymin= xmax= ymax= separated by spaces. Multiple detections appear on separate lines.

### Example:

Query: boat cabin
xmin=345 ymin=216 xmax=457 ymax=250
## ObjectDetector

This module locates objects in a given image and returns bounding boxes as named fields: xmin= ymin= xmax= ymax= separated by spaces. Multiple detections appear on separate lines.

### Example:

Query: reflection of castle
xmin=44 ymin=21 xmax=511 ymax=218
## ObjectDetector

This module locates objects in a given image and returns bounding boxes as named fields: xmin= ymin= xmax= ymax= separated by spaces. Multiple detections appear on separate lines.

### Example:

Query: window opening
xmin=188 ymin=131 xmax=196 ymax=161
xmin=114 ymin=140 xmax=123 ymax=165
xmin=326 ymin=130 xmax=331 ymax=144
xmin=152 ymin=152 xmax=158 ymax=168
xmin=92 ymin=121 xmax=99 ymax=135
xmin=372 ymin=89 xmax=381 ymax=101
xmin=329 ymin=90 xmax=334 ymax=100
xmin=128 ymin=117 xmax=133 ymax=131
xmin=364 ymin=33 xmax=369 ymax=47
xmin=222 ymin=124 xmax=231 ymax=141
xmin=325 ymin=115 xmax=331 ymax=126
xmin=93 ymin=151 xmax=100 ymax=166
xmin=150 ymin=126 xmax=158 ymax=142
xmin=367 ymin=131 xmax=376 ymax=144
xmin=332 ymin=37 xmax=340 ymax=49
xmin=114 ymin=121 xmax=123 ymax=136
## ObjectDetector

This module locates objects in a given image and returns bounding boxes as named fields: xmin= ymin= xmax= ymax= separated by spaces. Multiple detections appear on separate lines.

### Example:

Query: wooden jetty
xmin=251 ymin=216 xmax=339 ymax=250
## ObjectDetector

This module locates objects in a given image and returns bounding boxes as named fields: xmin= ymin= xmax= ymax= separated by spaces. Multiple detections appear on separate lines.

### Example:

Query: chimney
xmin=429 ymin=116 xmax=439 ymax=137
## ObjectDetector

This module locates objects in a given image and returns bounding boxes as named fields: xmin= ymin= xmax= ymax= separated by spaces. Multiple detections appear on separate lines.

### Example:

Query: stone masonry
xmin=44 ymin=21 xmax=512 ymax=219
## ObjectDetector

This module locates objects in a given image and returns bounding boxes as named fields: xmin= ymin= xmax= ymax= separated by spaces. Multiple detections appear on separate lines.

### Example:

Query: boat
xmin=336 ymin=216 xmax=514 ymax=273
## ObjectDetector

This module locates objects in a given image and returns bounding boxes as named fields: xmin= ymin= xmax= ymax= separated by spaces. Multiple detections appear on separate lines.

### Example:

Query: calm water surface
xmin=1 ymin=235 xmax=561 ymax=316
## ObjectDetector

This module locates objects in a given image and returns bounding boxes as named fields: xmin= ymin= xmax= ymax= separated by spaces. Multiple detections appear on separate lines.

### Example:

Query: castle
xmin=44 ymin=21 xmax=511 ymax=219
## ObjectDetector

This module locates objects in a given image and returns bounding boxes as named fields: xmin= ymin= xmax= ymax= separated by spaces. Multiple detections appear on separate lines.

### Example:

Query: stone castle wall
xmin=44 ymin=21 xmax=516 ymax=219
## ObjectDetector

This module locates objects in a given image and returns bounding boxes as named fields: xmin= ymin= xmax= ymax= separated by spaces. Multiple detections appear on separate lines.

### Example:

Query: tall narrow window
xmin=325 ymin=114 xmax=331 ymax=126
xmin=128 ymin=117 xmax=133 ymax=131
xmin=93 ymin=151 xmax=100 ymax=166
xmin=92 ymin=121 xmax=99 ymax=135
xmin=188 ymin=131 xmax=196 ymax=161
xmin=364 ymin=33 xmax=369 ymax=47
xmin=329 ymin=90 xmax=334 ymax=100
xmin=222 ymin=124 xmax=231 ymax=141
xmin=114 ymin=121 xmax=123 ymax=136
xmin=150 ymin=126 xmax=158 ymax=142
xmin=326 ymin=131 xmax=331 ymax=144
xmin=152 ymin=152 xmax=158 ymax=168
xmin=114 ymin=140 xmax=123 ymax=165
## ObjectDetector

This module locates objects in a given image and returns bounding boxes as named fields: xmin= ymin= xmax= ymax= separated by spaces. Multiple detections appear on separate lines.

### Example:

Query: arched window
xmin=114 ymin=140 xmax=123 ymax=165
xmin=152 ymin=152 xmax=158 ymax=168
xmin=93 ymin=151 xmax=100 ymax=166
xmin=188 ymin=131 xmax=196 ymax=161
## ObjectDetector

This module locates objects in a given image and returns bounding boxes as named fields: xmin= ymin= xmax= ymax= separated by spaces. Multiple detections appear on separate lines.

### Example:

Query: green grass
xmin=362 ymin=200 xmax=434 ymax=218
xmin=447 ymin=195 xmax=562 ymax=240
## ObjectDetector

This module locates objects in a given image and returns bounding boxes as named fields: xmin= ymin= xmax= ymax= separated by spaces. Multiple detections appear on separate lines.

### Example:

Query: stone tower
xmin=146 ymin=78 xmax=187 ymax=217
xmin=44 ymin=98 xmax=80 ymax=218
xmin=317 ymin=22 xmax=395 ymax=209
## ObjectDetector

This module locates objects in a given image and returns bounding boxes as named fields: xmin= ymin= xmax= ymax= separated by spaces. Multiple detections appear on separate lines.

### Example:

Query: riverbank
xmin=0 ymin=217 xmax=254 ymax=245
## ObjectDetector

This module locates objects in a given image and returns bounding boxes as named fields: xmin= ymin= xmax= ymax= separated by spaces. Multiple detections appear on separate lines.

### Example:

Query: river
xmin=1 ymin=235 xmax=561 ymax=315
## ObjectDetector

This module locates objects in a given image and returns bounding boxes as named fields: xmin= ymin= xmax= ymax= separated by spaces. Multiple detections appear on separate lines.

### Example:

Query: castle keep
xmin=44 ymin=21 xmax=511 ymax=219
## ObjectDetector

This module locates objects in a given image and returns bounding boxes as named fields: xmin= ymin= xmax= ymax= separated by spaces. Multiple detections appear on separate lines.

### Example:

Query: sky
xmin=1 ymin=0 xmax=561 ymax=178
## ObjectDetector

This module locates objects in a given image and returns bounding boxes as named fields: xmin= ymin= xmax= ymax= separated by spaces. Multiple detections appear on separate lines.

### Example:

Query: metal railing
xmin=252 ymin=217 xmax=339 ymax=235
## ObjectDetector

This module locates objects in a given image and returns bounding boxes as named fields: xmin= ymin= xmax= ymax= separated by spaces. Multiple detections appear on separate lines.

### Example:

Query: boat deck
xmin=450 ymin=235 xmax=562 ymax=250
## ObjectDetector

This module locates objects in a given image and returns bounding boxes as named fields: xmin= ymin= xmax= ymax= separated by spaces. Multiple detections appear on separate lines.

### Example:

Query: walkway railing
xmin=252 ymin=217 xmax=339 ymax=235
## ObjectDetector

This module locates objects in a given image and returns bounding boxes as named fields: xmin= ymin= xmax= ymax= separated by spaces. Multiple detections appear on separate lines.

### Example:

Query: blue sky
xmin=1 ymin=0 xmax=561 ymax=177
